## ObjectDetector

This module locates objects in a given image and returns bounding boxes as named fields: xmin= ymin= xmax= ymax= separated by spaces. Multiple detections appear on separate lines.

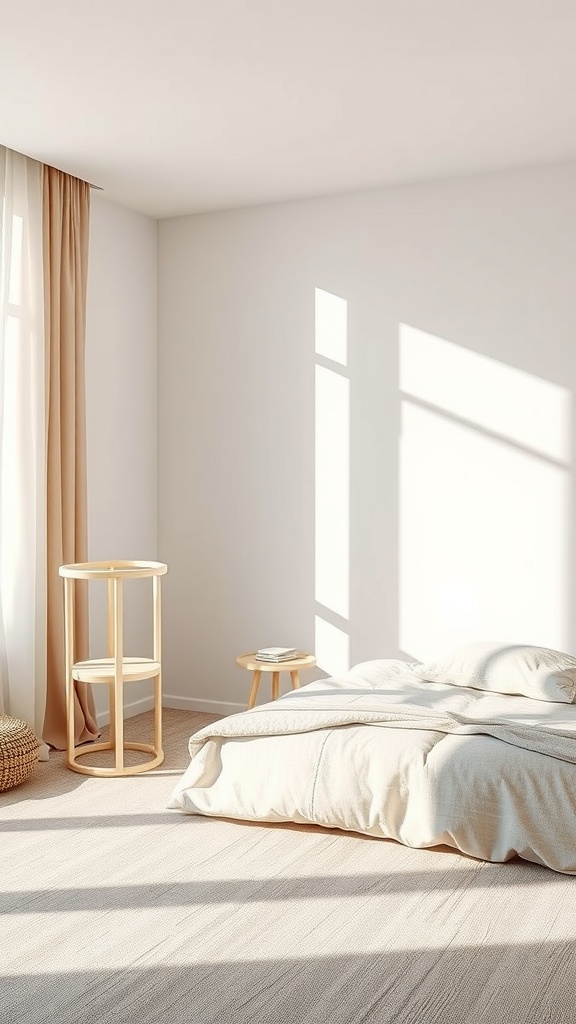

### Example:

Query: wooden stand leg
xmin=108 ymin=681 xmax=116 ymax=747
xmin=64 ymin=578 xmax=76 ymax=766
xmin=112 ymin=578 xmax=124 ymax=773
xmin=113 ymin=685 xmax=124 ymax=771
xmin=248 ymin=670 xmax=261 ymax=709
xmin=107 ymin=578 xmax=116 ymax=754
xmin=272 ymin=672 xmax=280 ymax=700
xmin=153 ymin=576 xmax=163 ymax=761
xmin=154 ymin=672 xmax=163 ymax=759
xmin=289 ymin=670 xmax=300 ymax=691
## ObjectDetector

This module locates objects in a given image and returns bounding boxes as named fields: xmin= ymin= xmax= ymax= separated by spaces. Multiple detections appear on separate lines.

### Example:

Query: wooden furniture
xmin=0 ymin=716 xmax=40 ymax=791
xmin=236 ymin=652 xmax=316 ymax=709
xmin=59 ymin=560 xmax=167 ymax=777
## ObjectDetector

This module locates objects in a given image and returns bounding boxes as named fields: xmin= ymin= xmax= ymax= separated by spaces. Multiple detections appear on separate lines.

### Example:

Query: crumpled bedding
xmin=168 ymin=659 xmax=576 ymax=873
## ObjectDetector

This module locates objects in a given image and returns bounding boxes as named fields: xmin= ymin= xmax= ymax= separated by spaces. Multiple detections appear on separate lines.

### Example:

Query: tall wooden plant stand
xmin=59 ymin=560 xmax=168 ymax=777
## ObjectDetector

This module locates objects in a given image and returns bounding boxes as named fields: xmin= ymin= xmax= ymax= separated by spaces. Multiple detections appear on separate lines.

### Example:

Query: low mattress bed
xmin=168 ymin=644 xmax=576 ymax=874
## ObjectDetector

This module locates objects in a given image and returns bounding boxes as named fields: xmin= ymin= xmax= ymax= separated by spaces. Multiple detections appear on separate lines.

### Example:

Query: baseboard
xmin=163 ymin=694 xmax=245 ymax=717
xmin=96 ymin=693 xmax=245 ymax=726
xmin=96 ymin=695 xmax=155 ymax=727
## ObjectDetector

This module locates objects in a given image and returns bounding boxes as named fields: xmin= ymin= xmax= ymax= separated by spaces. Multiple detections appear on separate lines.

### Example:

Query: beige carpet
xmin=2 ymin=708 xmax=576 ymax=1024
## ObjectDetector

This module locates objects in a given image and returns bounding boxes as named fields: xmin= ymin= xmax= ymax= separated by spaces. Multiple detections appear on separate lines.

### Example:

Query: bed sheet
xmin=168 ymin=660 xmax=576 ymax=873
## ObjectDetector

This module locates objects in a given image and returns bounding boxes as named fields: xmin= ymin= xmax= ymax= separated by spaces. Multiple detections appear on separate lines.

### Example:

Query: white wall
xmin=86 ymin=194 xmax=158 ymax=721
xmin=158 ymin=162 xmax=576 ymax=713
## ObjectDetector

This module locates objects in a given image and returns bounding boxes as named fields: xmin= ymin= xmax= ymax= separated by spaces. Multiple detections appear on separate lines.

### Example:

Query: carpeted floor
xmin=2 ymin=708 xmax=576 ymax=1024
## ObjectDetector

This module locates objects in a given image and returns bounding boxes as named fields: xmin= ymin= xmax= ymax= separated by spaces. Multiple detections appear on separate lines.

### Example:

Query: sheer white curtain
xmin=0 ymin=146 xmax=48 ymax=758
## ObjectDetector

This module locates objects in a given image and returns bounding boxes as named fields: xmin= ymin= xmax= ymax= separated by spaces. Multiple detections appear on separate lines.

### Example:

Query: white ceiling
xmin=1 ymin=0 xmax=575 ymax=219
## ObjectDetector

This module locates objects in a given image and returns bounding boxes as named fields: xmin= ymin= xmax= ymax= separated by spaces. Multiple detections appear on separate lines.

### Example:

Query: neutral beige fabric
xmin=42 ymin=166 xmax=98 ymax=750
xmin=169 ymin=661 xmax=576 ymax=874
xmin=2 ymin=708 xmax=576 ymax=1024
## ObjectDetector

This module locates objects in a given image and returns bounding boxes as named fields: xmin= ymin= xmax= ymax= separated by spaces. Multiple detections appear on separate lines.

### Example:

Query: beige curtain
xmin=42 ymin=166 xmax=99 ymax=750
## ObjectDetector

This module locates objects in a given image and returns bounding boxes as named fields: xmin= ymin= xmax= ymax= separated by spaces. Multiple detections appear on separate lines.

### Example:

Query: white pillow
xmin=412 ymin=641 xmax=576 ymax=703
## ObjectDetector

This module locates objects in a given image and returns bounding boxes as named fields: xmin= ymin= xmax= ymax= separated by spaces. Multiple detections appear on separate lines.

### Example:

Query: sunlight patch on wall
xmin=315 ymin=287 xmax=347 ymax=366
xmin=399 ymin=324 xmax=571 ymax=662
xmin=400 ymin=324 xmax=571 ymax=463
xmin=315 ymin=287 xmax=350 ymax=676
xmin=315 ymin=365 xmax=349 ymax=620
xmin=315 ymin=615 xmax=350 ymax=679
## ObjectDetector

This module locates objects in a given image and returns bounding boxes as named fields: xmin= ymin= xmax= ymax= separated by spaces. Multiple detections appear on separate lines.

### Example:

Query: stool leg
xmin=289 ymin=670 xmax=300 ymax=691
xmin=272 ymin=672 xmax=280 ymax=700
xmin=248 ymin=670 xmax=261 ymax=709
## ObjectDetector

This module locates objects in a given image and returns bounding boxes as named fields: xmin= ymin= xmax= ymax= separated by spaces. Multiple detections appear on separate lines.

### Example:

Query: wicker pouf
xmin=0 ymin=716 xmax=40 ymax=792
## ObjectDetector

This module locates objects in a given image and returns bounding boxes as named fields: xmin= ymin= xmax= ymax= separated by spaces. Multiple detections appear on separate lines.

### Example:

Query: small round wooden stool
xmin=236 ymin=652 xmax=316 ymax=709
xmin=59 ymin=560 xmax=167 ymax=777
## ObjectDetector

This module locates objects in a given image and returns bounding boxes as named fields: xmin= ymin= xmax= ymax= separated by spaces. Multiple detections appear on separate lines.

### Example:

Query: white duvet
xmin=168 ymin=660 xmax=576 ymax=873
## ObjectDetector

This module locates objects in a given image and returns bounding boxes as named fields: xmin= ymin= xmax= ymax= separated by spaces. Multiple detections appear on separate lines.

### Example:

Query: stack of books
xmin=255 ymin=647 xmax=298 ymax=663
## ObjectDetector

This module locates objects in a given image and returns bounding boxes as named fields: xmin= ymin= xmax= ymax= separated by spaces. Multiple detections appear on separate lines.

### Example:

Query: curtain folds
xmin=42 ymin=166 xmax=98 ymax=750
xmin=0 ymin=149 xmax=96 ymax=754
xmin=0 ymin=147 xmax=49 ymax=758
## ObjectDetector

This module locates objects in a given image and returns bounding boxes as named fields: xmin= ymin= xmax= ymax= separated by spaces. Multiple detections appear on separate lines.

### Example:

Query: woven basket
xmin=0 ymin=716 xmax=40 ymax=792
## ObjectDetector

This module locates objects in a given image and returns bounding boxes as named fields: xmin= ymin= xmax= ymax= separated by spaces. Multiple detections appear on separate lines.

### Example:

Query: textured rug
xmin=1 ymin=708 xmax=575 ymax=1024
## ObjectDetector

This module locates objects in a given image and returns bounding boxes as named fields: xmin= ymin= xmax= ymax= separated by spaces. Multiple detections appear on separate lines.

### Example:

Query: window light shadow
xmin=0 ymin=865 xmax=564 ymax=914
xmin=4 ymin=944 xmax=574 ymax=1024
xmin=399 ymin=323 xmax=572 ymax=662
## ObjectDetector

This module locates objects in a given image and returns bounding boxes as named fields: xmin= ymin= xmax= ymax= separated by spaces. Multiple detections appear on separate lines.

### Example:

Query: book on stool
xmin=255 ymin=647 xmax=298 ymax=663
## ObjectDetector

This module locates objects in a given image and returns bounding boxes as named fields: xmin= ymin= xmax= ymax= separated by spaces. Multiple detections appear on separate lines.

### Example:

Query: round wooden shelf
xmin=59 ymin=560 xmax=167 ymax=580
xmin=72 ymin=657 xmax=161 ymax=684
